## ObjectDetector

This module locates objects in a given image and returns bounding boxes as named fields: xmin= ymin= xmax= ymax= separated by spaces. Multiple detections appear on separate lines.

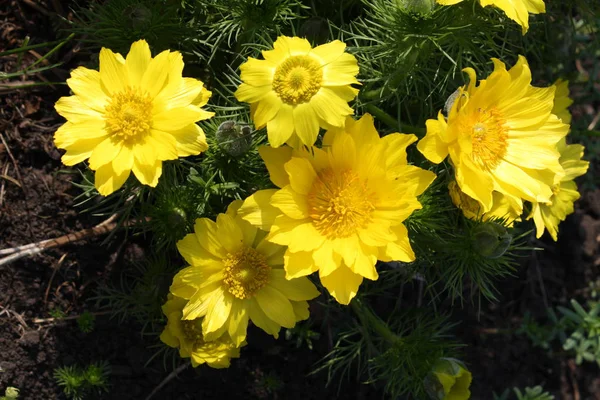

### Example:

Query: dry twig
xmin=145 ymin=363 xmax=190 ymax=400
xmin=0 ymin=213 xmax=118 ymax=266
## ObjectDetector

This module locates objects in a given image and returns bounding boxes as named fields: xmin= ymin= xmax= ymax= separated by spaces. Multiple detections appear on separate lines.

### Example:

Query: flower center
xmin=465 ymin=107 xmax=508 ymax=169
xmin=272 ymin=55 xmax=322 ymax=105
xmin=223 ymin=247 xmax=271 ymax=300
xmin=307 ymin=169 xmax=376 ymax=239
xmin=104 ymin=87 xmax=153 ymax=142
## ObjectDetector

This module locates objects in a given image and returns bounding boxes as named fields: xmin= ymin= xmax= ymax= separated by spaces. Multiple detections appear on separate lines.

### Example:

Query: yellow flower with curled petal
xmin=529 ymin=139 xmax=588 ymax=241
xmin=54 ymin=40 xmax=213 ymax=196
xmin=170 ymin=200 xmax=319 ymax=347
xmin=237 ymin=114 xmax=436 ymax=305
xmin=159 ymin=294 xmax=242 ymax=368
xmin=436 ymin=0 xmax=545 ymax=34
xmin=418 ymin=56 xmax=568 ymax=217
xmin=448 ymin=181 xmax=520 ymax=226
xmin=234 ymin=35 xmax=359 ymax=148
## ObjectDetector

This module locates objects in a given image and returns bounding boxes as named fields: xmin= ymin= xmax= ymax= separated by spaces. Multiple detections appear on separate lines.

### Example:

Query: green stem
xmin=364 ymin=104 xmax=398 ymax=130
xmin=351 ymin=298 xmax=400 ymax=345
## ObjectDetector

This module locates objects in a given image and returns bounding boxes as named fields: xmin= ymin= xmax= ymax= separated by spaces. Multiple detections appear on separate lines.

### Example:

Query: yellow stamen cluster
xmin=104 ymin=87 xmax=153 ymax=142
xmin=223 ymin=247 xmax=271 ymax=299
xmin=272 ymin=55 xmax=322 ymax=105
xmin=463 ymin=107 xmax=508 ymax=169
xmin=308 ymin=169 xmax=376 ymax=239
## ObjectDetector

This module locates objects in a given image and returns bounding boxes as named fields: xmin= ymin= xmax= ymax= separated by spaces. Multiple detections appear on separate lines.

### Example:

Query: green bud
xmin=125 ymin=4 xmax=152 ymax=29
xmin=395 ymin=0 xmax=435 ymax=15
xmin=424 ymin=358 xmax=472 ymax=400
xmin=215 ymin=121 xmax=252 ymax=157
xmin=472 ymin=222 xmax=512 ymax=259
xmin=5 ymin=387 xmax=20 ymax=399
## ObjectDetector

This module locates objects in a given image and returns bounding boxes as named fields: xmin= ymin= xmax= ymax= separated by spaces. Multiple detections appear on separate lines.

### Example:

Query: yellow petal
xmin=88 ymin=137 xmax=122 ymax=170
xmin=380 ymin=224 xmax=416 ymax=262
xmin=284 ymin=157 xmax=317 ymax=195
xmin=269 ymin=270 xmax=319 ymax=301
xmin=270 ymin=185 xmax=309 ymax=219
xmin=235 ymin=83 xmax=272 ymax=103
xmin=284 ymin=250 xmax=319 ymax=279
xmin=66 ymin=67 xmax=109 ymax=112
xmin=248 ymin=298 xmax=281 ymax=338
xmin=255 ymin=286 xmax=296 ymax=328
xmin=131 ymin=157 xmax=162 ymax=187
xmin=252 ymin=91 xmax=282 ymax=127
xmin=227 ymin=299 xmax=249 ymax=347
xmin=292 ymin=102 xmax=320 ymax=147
xmin=238 ymin=189 xmax=281 ymax=230
xmin=319 ymin=264 xmax=363 ymax=305
xmin=239 ymin=57 xmax=275 ymax=87
xmin=153 ymin=106 xmax=204 ymax=131
xmin=321 ymin=53 xmax=359 ymax=86
xmin=149 ymin=130 xmax=178 ymax=161
xmin=417 ymin=119 xmax=449 ymax=164
xmin=193 ymin=218 xmax=228 ymax=259
xmin=215 ymin=213 xmax=244 ymax=253
xmin=176 ymin=233 xmax=221 ymax=266
xmin=310 ymin=40 xmax=346 ymax=64
xmin=55 ymin=96 xmax=103 ymax=123
xmin=111 ymin=144 xmax=134 ymax=176
xmin=54 ymin=120 xmax=108 ymax=148
xmin=125 ymin=40 xmax=151 ymax=87
xmin=266 ymin=104 xmax=295 ymax=147
xmin=94 ymin=162 xmax=130 ymax=196
xmin=99 ymin=47 xmax=127 ymax=95
xmin=141 ymin=50 xmax=171 ymax=98
xmin=169 ymin=123 xmax=208 ymax=157
xmin=272 ymin=36 xmax=312 ymax=56
xmin=310 ymin=88 xmax=353 ymax=128
xmin=258 ymin=145 xmax=293 ymax=188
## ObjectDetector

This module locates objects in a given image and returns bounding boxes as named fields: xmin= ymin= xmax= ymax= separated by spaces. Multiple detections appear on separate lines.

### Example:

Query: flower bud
xmin=472 ymin=222 xmax=512 ymax=259
xmin=215 ymin=121 xmax=252 ymax=157
xmin=395 ymin=0 xmax=435 ymax=15
xmin=424 ymin=358 xmax=472 ymax=400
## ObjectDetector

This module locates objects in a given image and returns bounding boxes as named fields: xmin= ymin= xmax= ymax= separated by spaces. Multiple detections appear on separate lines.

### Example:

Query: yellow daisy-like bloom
xmin=234 ymin=35 xmax=359 ymax=148
xmin=170 ymin=201 xmax=319 ymax=347
xmin=448 ymin=181 xmax=520 ymax=226
xmin=159 ymin=294 xmax=242 ymax=368
xmin=238 ymin=114 xmax=436 ymax=305
xmin=54 ymin=39 xmax=214 ymax=196
xmin=436 ymin=0 xmax=545 ymax=34
xmin=417 ymin=56 xmax=568 ymax=215
xmin=529 ymin=139 xmax=588 ymax=241
xmin=552 ymin=79 xmax=573 ymax=124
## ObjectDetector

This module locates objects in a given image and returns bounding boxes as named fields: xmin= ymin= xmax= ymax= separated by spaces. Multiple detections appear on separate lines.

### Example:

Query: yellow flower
xmin=427 ymin=358 xmax=472 ymax=400
xmin=417 ymin=56 xmax=568 ymax=215
xmin=435 ymin=0 xmax=545 ymax=34
xmin=238 ymin=114 xmax=436 ymax=305
xmin=170 ymin=201 xmax=319 ymax=346
xmin=234 ymin=35 xmax=359 ymax=148
xmin=54 ymin=40 xmax=214 ymax=196
xmin=552 ymin=79 xmax=573 ymax=124
xmin=159 ymin=294 xmax=242 ymax=368
xmin=448 ymin=181 xmax=520 ymax=226
xmin=529 ymin=139 xmax=588 ymax=241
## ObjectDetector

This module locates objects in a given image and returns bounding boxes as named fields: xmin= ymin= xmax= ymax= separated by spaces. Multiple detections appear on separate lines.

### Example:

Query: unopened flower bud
xmin=424 ymin=358 xmax=472 ymax=400
xmin=215 ymin=121 xmax=252 ymax=157
xmin=396 ymin=0 xmax=435 ymax=15
xmin=473 ymin=222 xmax=511 ymax=259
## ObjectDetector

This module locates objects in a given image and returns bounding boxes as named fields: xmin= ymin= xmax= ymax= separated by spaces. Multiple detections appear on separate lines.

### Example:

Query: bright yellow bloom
xmin=238 ymin=114 xmax=436 ymax=305
xmin=170 ymin=201 xmax=319 ymax=346
xmin=435 ymin=0 xmax=545 ymax=34
xmin=448 ymin=181 xmax=520 ymax=226
xmin=529 ymin=139 xmax=588 ymax=241
xmin=159 ymin=294 xmax=242 ymax=368
xmin=234 ymin=35 xmax=359 ymax=148
xmin=552 ymin=79 xmax=573 ymax=124
xmin=54 ymin=40 xmax=213 ymax=196
xmin=418 ymin=56 xmax=568 ymax=215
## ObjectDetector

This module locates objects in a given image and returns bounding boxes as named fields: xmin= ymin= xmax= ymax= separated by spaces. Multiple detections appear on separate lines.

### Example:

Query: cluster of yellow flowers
xmin=52 ymin=0 xmax=586 ymax=370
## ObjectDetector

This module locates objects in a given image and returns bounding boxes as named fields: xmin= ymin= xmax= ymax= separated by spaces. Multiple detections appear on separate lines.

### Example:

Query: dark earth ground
xmin=1 ymin=1 xmax=600 ymax=399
